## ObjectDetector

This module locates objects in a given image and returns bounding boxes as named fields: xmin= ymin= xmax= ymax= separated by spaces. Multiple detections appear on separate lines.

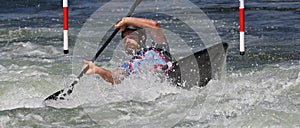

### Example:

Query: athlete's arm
xmin=82 ymin=60 xmax=125 ymax=84
xmin=115 ymin=17 xmax=167 ymax=45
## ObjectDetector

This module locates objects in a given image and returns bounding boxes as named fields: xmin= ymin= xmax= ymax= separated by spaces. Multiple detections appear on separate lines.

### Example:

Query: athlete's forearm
xmin=96 ymin=67 xmax=115 ymax=84
xmin=124 ymin=17 xmax=159 ymax=29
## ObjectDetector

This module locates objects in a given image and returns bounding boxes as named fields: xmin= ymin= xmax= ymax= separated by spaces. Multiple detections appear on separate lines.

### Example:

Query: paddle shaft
xmin=80 ymin=0 xmax=143 ymax=79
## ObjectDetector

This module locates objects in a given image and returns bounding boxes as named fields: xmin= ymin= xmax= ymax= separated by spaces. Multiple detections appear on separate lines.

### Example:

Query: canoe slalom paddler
xmin=82 ymin=17 xmax=173 ymax=84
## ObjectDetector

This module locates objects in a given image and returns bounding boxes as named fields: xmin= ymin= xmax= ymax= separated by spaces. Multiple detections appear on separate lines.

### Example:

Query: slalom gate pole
xmin=239 ymin=0 xmax=245 ymax=55
xmin=63 ymin=0 xmax=69 ymax=54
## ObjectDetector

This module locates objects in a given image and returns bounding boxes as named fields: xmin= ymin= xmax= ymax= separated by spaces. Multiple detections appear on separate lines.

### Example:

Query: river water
xmin=0 ymin=0 xmax=299 ymax=127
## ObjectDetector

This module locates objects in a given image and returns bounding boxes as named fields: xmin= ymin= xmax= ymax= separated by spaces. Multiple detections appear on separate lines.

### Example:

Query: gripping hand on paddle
xmin=115 ymin=18 xmax=129 ymax=31
xmin=82 ymin=60 xmax=100 ymax=75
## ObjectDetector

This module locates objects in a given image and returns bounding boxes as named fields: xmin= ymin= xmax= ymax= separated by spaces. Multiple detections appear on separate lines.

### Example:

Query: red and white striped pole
xmin=63 ymin=0 xmax=69 ymax=54
xmin=239 ymin=0 xmax=245 ymax=55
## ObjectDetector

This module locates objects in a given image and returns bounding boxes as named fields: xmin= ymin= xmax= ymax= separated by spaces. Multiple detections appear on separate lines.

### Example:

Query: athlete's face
xmin=123 ymin=30 xmax=140 ymax=55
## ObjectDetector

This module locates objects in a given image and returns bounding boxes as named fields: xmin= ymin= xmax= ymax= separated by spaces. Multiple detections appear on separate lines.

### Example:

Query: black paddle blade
xmin=44 ymin=89 xmax=64 ymax=101
xmin=44 ymin=83 xmax=75 ymax=101
xmin=44 ymin=67 xmax=84 ymax=101
xmin=44 ymin=86 xmax=73 ymax=101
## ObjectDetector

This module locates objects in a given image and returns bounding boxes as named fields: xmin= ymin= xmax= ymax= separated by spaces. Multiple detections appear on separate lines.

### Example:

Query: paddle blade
xmin=44 ymin=83 xmax=75 ymax=101
xmin=44 ymin=89 xmax=64 ymax=101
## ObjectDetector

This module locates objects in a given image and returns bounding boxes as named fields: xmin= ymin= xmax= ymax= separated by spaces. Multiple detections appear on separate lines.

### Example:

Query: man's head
xmin=121 ymin=26 xmax=147 ymax=55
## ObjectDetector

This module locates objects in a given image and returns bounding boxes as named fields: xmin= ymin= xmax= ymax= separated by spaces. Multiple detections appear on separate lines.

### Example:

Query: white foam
xmin=181 ymin=62 xmax=300 ymax=125
xmin=0 ymin=115 xmax=10 ymax=128
xmin=295 ymin=71 xmax=300 ymax=84
xmin=0 ymin=65 xmax=7 ymax=72
xmin=0 ymin=93 xmax=44 ymax=111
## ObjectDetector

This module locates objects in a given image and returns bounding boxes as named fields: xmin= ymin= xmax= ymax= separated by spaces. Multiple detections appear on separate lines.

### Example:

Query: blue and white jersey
xmin=118 ymin=47 xmax=172 ymax=75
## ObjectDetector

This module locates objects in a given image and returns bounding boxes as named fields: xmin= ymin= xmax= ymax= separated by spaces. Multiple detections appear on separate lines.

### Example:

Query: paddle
xmin=44 ymin=0 xmax=143 ymax=101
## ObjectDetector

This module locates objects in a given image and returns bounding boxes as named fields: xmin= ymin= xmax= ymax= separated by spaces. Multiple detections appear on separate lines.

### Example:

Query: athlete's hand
xmin=82 ymin=60 xmax=99 ymax=75
xmin=115 ymin=17 xmax=129 ymax=31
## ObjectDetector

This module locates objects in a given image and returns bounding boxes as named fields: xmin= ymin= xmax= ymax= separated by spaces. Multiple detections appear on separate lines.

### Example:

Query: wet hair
xmin=121 ymin=25 xmax=147 ymax=48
